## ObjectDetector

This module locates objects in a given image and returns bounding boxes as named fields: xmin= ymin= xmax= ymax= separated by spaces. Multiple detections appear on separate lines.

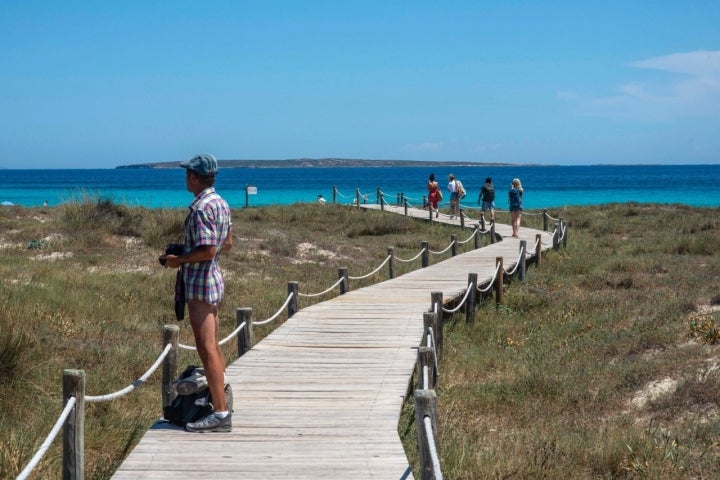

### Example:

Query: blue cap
xmin=180 ymin=154 xmax=218 ymax=176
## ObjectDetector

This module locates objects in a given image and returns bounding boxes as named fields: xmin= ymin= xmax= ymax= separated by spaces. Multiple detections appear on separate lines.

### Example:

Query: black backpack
xmin=483 ymin=184 xmax=495 ymax=202
xmin=163 ymin=365 xmax=233 ymax=427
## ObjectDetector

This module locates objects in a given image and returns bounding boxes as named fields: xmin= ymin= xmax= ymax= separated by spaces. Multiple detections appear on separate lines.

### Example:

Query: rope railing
xmin=251 ymin=292 xmax=295 ymax=326
xmin=348 ymin=254 xmax=392 ymax=280
xmin=16 ymin=397 xmax=77 ymax=480
xmin=441 ymin=282 xmax=474 ymax=314
xmin=395 ymin=247 xmax=427 ymax=263
xmin=541 ymin=227 xmax=558 ymax=246
xmin=297 ymin=276 xmax=345 ymax=298
xmin=503 ymin=248 xmax=525 ymax=276
xmin=86 ymin=343 xmax=173 ymax=403
xmin=529 ymin=237 xmax=541 ymax=255
xmin=427 ymin=241 xmax=454 ymax=255
xmin=456 ymin=226 xmax=480 ymax=244
xmin=477 ymin=263 xmax=502 ymax=293
xmin=423 ymin=416 xmax=444 ymax=480
xmin=427 ymin=326 xmax=439 ymax=376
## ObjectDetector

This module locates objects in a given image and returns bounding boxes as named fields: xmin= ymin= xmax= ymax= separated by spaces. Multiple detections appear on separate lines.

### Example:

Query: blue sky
xmin=1 ymin=1 xmax=718 ymax=169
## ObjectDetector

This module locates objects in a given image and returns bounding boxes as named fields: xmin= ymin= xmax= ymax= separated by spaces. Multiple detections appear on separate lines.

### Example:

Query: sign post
xmin=245 ymin=185 xmax=257 ymax=208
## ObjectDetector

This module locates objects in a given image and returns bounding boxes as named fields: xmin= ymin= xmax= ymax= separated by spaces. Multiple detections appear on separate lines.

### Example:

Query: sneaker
xmin=186 ymin=412 xmax=232 ymax=433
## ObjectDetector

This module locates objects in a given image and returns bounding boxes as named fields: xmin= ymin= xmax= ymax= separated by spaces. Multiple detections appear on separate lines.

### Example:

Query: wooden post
xmin=543 ymin=209 xmax=548 ymax=231
xmin=561 ymin=217 xmax=568 ymax=247
xmin=480 ymin=212 xmax=486 ymax=231
xmin=474 ymin=224 xmax=480 ymax=250
xmin=429 ymin=292 xmax=443 ymax=357
xmin=490 ymin=222 xmax=496 ymax=244
xmin=423 ymin=311 xmax=437 ymax=352
xmin=236 ymin=307 xmax=254 ymax=357
xmin=355 ymin=189 xmax=361 ymax=209
xmin=63 ymin=369 xmax=85 ymax=480
xmin=161 ymin=325 xmax=179 ymax=408
xmin=416 ymin=346 xmax=437 ymax=390
xmin=430 ymin=292 xmax=443 ymax=323
xmin=332 ymin=185 xmax=337 ymax=204
xmin=466 ymin=273 xmax=477 ymax=323
xmin=287 ymin=281 xmax=299 ymax=317
xmin=404 ymin=199 xmax=409 ymax=217
xmin=428 ymin=203 xmax=433 ymax=222
xmin=414 ymin=389 xmax=440 ymax=480
xmin=380 ymin=191 xmax=385 ymax=211
xmin=535 ymin=234 xmax=542 ymax=266
xmin=519 ymin=240 xmax=527 ymax=282
xmin=421 ymin=241 xmax=429 ymax=268
xmin=553 ymin=222 xmax=560 ymax=250
xmin=387 ymin=246 xmax=395 ymax=279
xmin=451 ymin=235 xmax=457 ymax=257
xmin=338 ymin=267 xmax=349 ymax=295
xmin=459 ymin=209 xmax=465 ymax=227
xmin=495 ymin=256 xmax=504 ymax=306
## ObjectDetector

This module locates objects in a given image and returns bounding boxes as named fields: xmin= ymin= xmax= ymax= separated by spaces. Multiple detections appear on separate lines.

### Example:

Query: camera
xmin=159 ymin=243 xmax=184 ymax=266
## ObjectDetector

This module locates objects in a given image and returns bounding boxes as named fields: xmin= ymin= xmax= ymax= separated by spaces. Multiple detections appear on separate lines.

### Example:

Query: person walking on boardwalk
xmin=508 ymin=178 xmax=523 ymax=238
xmin=447 ymin=173 xmax=464 ymax=218
xmin=426 ymin=173 xmax=440 ymax=217
xmin=160 ymin=153 xmax=234 ymax=432
xmin=478 ymin=177 xmax=496 ymax=221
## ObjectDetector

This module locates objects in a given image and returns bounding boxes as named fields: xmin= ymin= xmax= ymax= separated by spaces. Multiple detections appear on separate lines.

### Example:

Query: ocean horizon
xmin=1 ymin=164 xmax=719 ymax=210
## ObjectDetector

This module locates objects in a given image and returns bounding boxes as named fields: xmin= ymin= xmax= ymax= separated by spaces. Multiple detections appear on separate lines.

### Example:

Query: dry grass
xmin=2 ymin=200 xmax=719 ymax=479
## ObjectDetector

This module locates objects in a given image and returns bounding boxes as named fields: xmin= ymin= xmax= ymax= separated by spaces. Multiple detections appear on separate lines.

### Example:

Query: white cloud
xmin=630 ymin=50 xmax=720 ymax=79
xmin=565 ymin=50 xmax=720 ymax=121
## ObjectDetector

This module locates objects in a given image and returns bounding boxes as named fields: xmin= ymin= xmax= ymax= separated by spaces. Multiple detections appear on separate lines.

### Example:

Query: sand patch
xmin=32 ymin=252 xmax=74 ymax=261
xmin=629 ymin=377 xmax=679 ymax=409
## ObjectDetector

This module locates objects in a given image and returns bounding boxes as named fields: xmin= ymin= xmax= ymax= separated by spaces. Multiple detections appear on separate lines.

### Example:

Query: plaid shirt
xmin=182 ymin=187 xmax=231 ymax=305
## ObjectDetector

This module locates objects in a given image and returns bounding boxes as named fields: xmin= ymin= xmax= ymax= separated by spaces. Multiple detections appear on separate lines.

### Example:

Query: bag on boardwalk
xmin=163 ymin=365 xmax=233 ymax=427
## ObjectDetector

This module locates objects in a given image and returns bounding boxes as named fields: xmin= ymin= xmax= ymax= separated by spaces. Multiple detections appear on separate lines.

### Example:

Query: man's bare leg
xmin=188 ymin=299 xmax=228 ymax=413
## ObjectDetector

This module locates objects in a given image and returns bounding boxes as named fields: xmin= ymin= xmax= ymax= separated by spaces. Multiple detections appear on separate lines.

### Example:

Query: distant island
xmin=116 ymin=158 xmax=518 ymax=169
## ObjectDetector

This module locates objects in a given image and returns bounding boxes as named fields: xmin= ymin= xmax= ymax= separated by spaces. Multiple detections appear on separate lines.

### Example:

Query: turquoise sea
xmin=1 ymin=164 xmax=719 ymax=210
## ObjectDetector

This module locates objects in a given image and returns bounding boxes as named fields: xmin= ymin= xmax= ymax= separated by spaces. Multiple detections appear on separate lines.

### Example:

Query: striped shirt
xmin=182 ymin=187 xmax=231 ymax=305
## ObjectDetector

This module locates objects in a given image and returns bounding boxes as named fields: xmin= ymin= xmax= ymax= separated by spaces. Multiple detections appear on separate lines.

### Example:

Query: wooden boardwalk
xmin=112 ymin=205 xmax=555 ymax=479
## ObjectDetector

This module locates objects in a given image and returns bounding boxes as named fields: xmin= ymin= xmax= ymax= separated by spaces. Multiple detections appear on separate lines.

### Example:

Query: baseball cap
xmin=180 ymin=154 xmax=218 ymax=176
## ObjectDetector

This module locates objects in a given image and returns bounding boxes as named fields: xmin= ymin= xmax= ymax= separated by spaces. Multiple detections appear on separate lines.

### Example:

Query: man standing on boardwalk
xmin=161 ymin=153 xmax=234 ymax=432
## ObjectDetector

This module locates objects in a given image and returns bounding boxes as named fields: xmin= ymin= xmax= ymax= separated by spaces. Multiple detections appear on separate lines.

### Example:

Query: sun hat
xmin=180 ymin=154 xmax=218 ymax=176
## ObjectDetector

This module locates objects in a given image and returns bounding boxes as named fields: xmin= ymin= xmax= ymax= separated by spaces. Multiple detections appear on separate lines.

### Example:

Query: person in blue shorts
xmin=478 ymin=177 xmax=495 ymax=221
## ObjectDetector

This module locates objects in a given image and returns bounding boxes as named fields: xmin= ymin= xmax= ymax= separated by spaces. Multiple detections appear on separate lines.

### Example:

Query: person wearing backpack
xmin=447 ymin=173 xmax=464 ymax=218
xmin=478 ymin=177 xmax=495 ymax=221
xmin=160 ymin=154 xmax=234 ymax=433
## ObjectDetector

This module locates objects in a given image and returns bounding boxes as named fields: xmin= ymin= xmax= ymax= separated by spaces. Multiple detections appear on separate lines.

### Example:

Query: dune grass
xmin=1 ymin=199 xmax=719 ymax=479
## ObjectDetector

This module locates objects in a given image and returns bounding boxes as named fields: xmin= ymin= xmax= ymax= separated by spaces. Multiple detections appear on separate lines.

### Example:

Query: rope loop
xmin=252 ymin=292 xmax=295 ymax=326
xmin=348 ymin=255 xmax=392 ymax=280
xmin=477 ymin=263 xmax=501 ymax=293
xmin=298 ymin=276 xmax=345 ymax=298
xmin=441 ymin=282 xmax=473 ymax=313
xmin=423 ymin=416 xmax=444 ymax=480
xmin=85 ymin=343 xmax=173 ymax=402
xmin=395 ymin=247 xmax=426 ymax=263
xmin=16 ymin=396 xmax=78 ymax=480
xmin=428 ymin=241 xmax=454 ymax=255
